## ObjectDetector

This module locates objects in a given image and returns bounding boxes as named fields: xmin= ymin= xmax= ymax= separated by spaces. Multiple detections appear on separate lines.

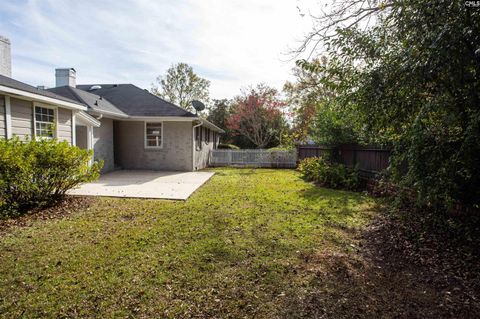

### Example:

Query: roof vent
xmin=89 ymin=85 xmax=102 ymax=91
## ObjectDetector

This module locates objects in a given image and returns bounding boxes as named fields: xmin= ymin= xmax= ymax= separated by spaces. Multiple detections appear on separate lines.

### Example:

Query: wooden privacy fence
xmin=297 ymin=144 xmax=391 ymax=177
xmin=210 ymin=149 xmax=297 ymax=168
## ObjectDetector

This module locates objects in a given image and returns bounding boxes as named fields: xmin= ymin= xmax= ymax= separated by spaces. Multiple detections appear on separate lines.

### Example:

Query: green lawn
xmin=0 ymin=168 xmax=376 ymax=318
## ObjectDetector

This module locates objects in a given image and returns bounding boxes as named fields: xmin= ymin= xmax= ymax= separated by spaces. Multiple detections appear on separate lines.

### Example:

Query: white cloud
xmin=0 ymin=0 xmax=319 ymax=99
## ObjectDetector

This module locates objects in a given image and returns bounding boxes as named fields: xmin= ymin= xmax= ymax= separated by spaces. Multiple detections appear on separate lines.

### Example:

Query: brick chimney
xmin=55 ymin=68 xmax=76 ymax=87
xmin=0 ymin=36 xmax=12 ymax=77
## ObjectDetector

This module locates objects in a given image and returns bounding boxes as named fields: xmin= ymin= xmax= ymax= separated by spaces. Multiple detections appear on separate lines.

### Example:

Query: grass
xmin=0 ymin=168 xmax=377 ymax=318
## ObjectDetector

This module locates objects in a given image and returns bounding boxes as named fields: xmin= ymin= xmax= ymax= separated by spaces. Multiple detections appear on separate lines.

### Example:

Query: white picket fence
xmin=209 ymin=149 xmax=297 ymax=168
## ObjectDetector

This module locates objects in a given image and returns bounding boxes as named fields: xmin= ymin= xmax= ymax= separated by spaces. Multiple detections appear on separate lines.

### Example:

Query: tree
xmin=226 ymin=84 xmax=288 ymax=149
xmin=296 ymin=0 xmax=480 ymax=209
xmin=151 ymin=63 xmax=210 ymax=112
xmin=284 ymin=57 xmax=337 ymax=144
xmin=207 ymin=99 xmax=234 ymax=144
xmin=310 ymin=101 xmax=361 ymax=146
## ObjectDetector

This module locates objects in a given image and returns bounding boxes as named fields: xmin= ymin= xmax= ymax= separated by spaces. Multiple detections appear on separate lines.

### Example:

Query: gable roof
xmin=48 ymin=86 xmax=127 ymax=118
xmin=75 ymin=84 xmax=196 ymax=117
xmin=0 ymin=74 xmax=85 ymax=109
xmin=46 ymin=82 xmax=223 ymax=132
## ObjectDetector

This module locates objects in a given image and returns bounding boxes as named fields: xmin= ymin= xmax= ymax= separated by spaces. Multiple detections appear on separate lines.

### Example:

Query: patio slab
xmin=68 ymin=170 xmax=215 ymax=200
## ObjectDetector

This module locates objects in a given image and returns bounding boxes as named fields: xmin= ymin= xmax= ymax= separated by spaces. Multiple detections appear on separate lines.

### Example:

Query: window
xmin=34 ymin=106 xmax=55 ymax=139
xmin=205 ymin=128 xmax=210 ymax=145
xmin=145 ymin=122 xmax=162 ymax=148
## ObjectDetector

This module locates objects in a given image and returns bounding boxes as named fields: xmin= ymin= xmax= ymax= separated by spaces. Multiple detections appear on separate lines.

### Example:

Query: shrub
xmin=298 ymin=156 xmax=360 ymax=190
xmin=268 ymin=146 xmax=294 ymax=151
xmin=218 ymin=143 xmax=240 ymax=150
xmin=0 ymin=138 xmax=102 ymax=216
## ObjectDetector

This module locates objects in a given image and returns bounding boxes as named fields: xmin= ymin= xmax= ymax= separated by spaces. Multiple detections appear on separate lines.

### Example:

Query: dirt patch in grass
xmin=0 ymin=196 xmax=94 ymax=236
xmin=281 ymin=206 xmax=480 ymax=318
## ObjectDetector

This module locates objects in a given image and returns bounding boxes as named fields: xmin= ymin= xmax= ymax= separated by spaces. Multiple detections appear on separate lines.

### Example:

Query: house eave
xmin=198 ymin=118 xmax=225 ymax=133
xmin=127 ymin=116 xmax=197 ymax=122
xmin=0 ymin=85 xmax=87 ymax=111
xmin=89 ymin=109 xmax=129 ymax=119
xmin=76 ymin=111 xmax=101 ymax=127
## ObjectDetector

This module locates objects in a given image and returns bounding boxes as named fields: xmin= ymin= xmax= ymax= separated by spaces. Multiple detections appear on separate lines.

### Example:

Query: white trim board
xmin=0 ymin=85 xmax=86 ymax=111
xmin=71 ymin=111 xmax=76 ymax=146
xmin=5 ymin=96 xmax=12 ymax=138
xmin=76 ymin=111 xmax=101 ymax=127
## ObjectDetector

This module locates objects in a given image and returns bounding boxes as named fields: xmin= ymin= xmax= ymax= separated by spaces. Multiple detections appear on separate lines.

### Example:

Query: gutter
xmin=76 ymin=111 xmax=101 ymax=127
xmin=192 ymin=120 xmax=203 ymax=171
xmin=199 ymin=118 xmax=225 ymax=133
xmin=89 ymin=109 xmax=129 ymax=119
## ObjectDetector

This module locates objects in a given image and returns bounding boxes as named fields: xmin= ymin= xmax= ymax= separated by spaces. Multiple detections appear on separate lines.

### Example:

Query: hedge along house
xmin=0 ymin=37 xmax=100 ymax=154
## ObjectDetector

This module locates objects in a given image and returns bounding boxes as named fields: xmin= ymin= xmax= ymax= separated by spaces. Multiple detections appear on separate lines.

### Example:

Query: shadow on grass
xmin=278 ymin=207 xmax=480 ymax=319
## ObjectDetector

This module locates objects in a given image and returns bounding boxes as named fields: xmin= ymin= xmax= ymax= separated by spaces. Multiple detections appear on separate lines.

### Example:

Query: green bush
xmin=298 ymin=156 xmax=360 ymax=190
xmin=218 ymin=143 xmax=240 ymax=150
xmin=268 ymin=146 xmax=294 ymax=151
xmin=0 ymin=137 xmax=102 ymax=215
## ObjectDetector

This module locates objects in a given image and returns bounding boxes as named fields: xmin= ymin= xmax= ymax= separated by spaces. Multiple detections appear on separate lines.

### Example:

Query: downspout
xmin=192 ymin=120 xmax=202 ymax=171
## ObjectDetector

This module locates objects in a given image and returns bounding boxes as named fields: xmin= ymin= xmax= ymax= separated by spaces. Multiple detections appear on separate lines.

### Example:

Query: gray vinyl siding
xmin=194 ymin=126 xmax=218 ymax=170
xmin=0 ymin=95 xmax=5 ymax=138
xmin=10 ymin=98 xmax=33 ymax=138
xmin=114 ymin=121 xmax=193 ymax=171
xmin=57 ymin=108 xmax=72 ymax=143
xmin=8 ymin=97 xmax=73 ymax=143
xmin=93 ymin=118 xmax=115 ymax=173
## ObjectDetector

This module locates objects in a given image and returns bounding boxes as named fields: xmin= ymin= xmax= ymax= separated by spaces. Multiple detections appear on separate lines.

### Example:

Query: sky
xmin=0 ymin=0 xmax=320 ymax=99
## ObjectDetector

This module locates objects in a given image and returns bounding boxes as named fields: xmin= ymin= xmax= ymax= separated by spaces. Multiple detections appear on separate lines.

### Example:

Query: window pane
xmin=145 ymin=123 xmax=162 ymax=147
xmin=35 ymin=107 xmax=54 ymax=124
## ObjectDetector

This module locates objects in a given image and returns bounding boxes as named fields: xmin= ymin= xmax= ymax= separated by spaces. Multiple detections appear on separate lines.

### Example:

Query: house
xmin=0 ymin=36 xmax=223 ymax=172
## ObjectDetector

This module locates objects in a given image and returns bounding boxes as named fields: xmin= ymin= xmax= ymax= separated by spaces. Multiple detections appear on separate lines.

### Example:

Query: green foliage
xmin=310 ymin=101 xmax=362 ymax=146
xmin=267 ymin=146 xmax=293 ymax=151
xmin=151 ymin=62 xmax=210 ymax=112
xmin=0 ymin=138 xmax=102 ymax=215
xmin=218 ymin=143 xmax=240 ymax=150
xmin=297 ymin=0 xmax=480 ymax=210
xmin=207 ymin=99 xmax=236 ymax=144
xmin=283 ymin=57 xmax=332 ymax=144
xmin=298 ymin=157 xmax=360 ymax=190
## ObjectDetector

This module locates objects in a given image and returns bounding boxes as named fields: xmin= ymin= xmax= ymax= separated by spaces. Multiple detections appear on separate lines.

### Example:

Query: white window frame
xmin=144 ymin=121 xmax=163 ymax=149
xmin=33 ymin=103 xmax=57 ymax=139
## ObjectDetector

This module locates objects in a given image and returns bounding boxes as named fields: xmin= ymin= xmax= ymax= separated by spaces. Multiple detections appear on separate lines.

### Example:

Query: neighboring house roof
xmin=48 ymin=86 xmax=127 ymax=118
xmin=76 ymin=84 xmax=196 ymax=118
xmin=0 ymin=74 xmax=86 ymax=110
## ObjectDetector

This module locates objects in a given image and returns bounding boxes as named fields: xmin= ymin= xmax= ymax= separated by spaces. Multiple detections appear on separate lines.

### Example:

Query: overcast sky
xmin=0 ymin=0 xmax=320 ymax=99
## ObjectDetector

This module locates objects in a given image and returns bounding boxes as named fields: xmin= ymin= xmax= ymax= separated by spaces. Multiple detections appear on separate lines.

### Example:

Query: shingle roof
xmin=0 ymin=74 xmax=83 ymax=106
xmin=48 ymin=86 xmax=127 ymax=117
xmin=75 ymin=84 xmax=196 ymax=117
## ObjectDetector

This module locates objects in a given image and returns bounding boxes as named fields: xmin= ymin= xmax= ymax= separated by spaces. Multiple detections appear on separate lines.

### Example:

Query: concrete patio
xmin=68 ymin=170 xmax=215 ymax=200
